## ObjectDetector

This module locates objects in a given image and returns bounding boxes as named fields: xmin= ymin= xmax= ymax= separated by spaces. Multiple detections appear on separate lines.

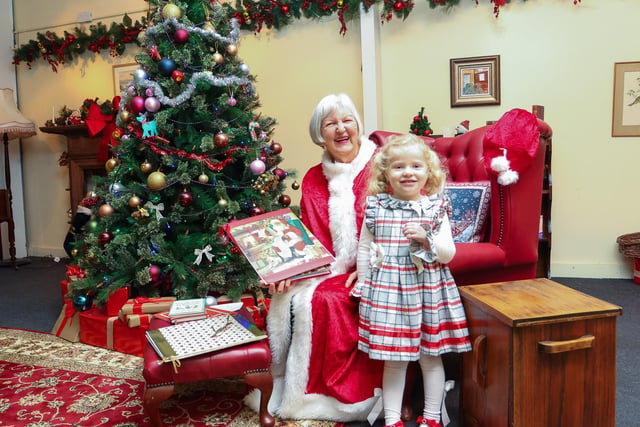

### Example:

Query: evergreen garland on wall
xmin=12 ymin=0 xmax=582 ymax=71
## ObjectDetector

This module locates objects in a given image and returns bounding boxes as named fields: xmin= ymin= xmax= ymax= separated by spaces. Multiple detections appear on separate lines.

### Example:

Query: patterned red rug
xmin=0 ymin=327 xmax=337 ymax=426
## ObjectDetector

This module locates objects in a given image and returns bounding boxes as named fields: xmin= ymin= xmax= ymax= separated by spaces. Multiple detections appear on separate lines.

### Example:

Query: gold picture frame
xmin=450 ymin=55 xmax=501 ymax=108
xmin=112 ymin=63 xmax=139 ymax=97
xmin=612 ymin=61 xmax=640 ymax=137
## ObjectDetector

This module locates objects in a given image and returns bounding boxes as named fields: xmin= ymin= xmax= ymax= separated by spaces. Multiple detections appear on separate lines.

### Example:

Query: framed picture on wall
xmin=450 ymin=55 xmax=501 ymax=107
xmin=612 ymin=61 xmax=640 ymax=137
xmin=112 ymin=63 xmax=139 ymax=97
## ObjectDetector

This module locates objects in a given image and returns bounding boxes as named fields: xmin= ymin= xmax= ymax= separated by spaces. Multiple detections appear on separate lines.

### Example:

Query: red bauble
xmin=250 ymin=206 xmax=264 ymax=216
xmin=423 ymin=130 xmax=431 ymax=136
xmin=394 ymin=1 xmax=404 ymax=11
xmin=178 ymin=191 xmax=193 ymax=207
xmin=273 ymin=168 xmax=287 ymax=180
xmin=214 ymin=132 xmax=229 ymax=148
xmin=174 ymin=29 xmax=189 ymax=44
xmin=270 ymin=141 xmax=282 ymax=155
xmin=172 ymin=70 xmax=184 ymax=82
xmin=278 ymin=194 xmax=291 ymax=207
xmin=281 ymin=5 xmax=290 ymax=14
xmin=130 ymin=96 xmax=146 ymax=113
xmin=98 ymin=231 xmax=113 ymax=246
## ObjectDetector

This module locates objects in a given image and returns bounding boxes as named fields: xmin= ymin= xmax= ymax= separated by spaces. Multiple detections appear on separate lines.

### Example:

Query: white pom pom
xmin=491 ymin=155 xmax=510 ymax=173
xmin=498 ymin=169 xmax=519 ymax=186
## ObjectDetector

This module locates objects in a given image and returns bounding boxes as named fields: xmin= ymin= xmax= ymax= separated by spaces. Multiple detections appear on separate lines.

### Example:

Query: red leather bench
xmin=142 ymin=315 xmax=275 ymax=427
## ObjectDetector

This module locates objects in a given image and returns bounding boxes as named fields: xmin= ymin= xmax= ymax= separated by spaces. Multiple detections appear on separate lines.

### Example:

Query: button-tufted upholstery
xmin=368 ymin=115 xmax=552 ymax=286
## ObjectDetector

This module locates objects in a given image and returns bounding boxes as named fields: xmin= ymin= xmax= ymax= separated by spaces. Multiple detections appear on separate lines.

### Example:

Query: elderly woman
xmin=247 ymin=93 xmax=384 ymax=421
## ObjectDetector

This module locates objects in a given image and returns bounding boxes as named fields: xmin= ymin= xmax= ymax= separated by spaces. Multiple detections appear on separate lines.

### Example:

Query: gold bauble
xmin=198 ymin=173 xmax=210 ymax=184
xmin=128 ymin=195 xmax=141 ymax=208
xmin=226 ymin=44 xmax=238 ymax=56
xmin=70 ymin=249 xmax=78 ymax=257
xmin=212 ymin=52 xmax=224 ymax=64
xmin=162 ymin=4 xmax=182 ymax=19
xmin=98 ymin=203 xmax=115 ymax=217
xmin=147 ymin=171 xmax=167 ymax=191
xmin=119 ymin=110 xmax=131 ymax=123
xmin=105 ymin=157 xmax=119 ymax=172
xmin=140 ymin=161 xmax=153 ymax=173
xmin=217 ymin=198 xmax=228 ymax=208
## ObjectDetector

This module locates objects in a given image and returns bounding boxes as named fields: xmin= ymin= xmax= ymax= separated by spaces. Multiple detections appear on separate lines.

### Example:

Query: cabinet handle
xmin=538 ymin=334 xmax=595 ymax=354
xmin=472 ymin=334 xmax=487 ymax=388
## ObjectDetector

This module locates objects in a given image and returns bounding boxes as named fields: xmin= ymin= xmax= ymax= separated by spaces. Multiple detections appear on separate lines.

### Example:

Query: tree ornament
xmin=140 ymin=161 xmax=153 ymax=173
xmin=112 ymin=128 xmax=124 ymax=140
xmin=174 ymin=29 xmax=189 ymax=44
xmin=212 ymin=52 xmax=224 ymax=64
xmin=178 ymin=190 xmax=194 ymax=207
xmin=239 ymin=63 xmax=250 ymax=74
xmin=214 ymin=132 xmax=229 ymax=148
xmin=87 ymin=220 xmax=98 ymax=231
xmin=198 ymin=173 xmax=209 ymax=184
xmin=128 ymin=195 xmax=142 ymax=208
xmin=270 ymin=141 xmax=282 ymax=155
xmin=130 ymin=96 xmax=146 ymax=114
xmin=98 ymin=231 xmax=113 ymax=246
xmin=98 ymin=203 xmax=114 ymax=217
xmin=250 ymin=159 xmax=266 ymax=175
xmin=279 ymin=194 xmax=291 ymax=206
xmin=148 ymin=46 xmax=161 ymax=61
xmin=202 ymin=21 xmax=215 ymax=32
xmin=228 ymin=96 xmax=237 ymax=106
xmin=71 ymin=248 xmax=78 ymax=257
xmin=217 ymin=198 xmax=229 ymax=208
xmin=171 ymin=70 xmax=184 ymax=82
xmin=337 ymin=0 xmax=344 ymax=7
xmin=133 ymin=69 xmax=147 ymax=82
xmin=291 ymin=181 xmax=300 ymax=190
xmin=250 ymin=206 xmax=264 ymax=216
xmin=144 ymin=96 xmax=161 ymax=113
xmin=158 ymin=58 xmax=177 ymax=77
xmin=394 ymin=1 xmax=404 ymax=11
xmin=105 ymin=157 xmax=119 ymax=172
xmin=226 ymin=44 xmax=238 ymax=55
xmin=149 ymin=264 xmax=161 ymax=281
xmin=273 ymin=167 xmax=287 ymax=180
xmin=119 ymin=110 xmax=131 ymax=123
xmin=72 ymin=293 xmax=93 ymax=312
xmin=281 ymin=4 xmax=290 ymax=14
xmin=147 ymin=171 xmax=168 ymax=190
xmin=162 ymin=3 xmax=182 ymax=19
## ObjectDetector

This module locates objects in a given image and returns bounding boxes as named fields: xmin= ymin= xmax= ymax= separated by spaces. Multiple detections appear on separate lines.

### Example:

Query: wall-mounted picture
xmin=450 ymin=55 xmax=501 ymax=107
xmin=612 ymin=61 xmax=640 ymax=137
xmin=112 ymin=63 xmax=139 ymax=97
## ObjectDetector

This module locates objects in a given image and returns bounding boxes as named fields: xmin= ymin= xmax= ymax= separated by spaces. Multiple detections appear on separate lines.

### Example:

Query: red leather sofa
xmin=368 ymin=114 xmax=552 ymax=286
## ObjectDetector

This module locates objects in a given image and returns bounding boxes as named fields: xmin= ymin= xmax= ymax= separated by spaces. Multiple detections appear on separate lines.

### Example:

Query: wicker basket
xmin=617 ymin=232 xmax=640 ymax=258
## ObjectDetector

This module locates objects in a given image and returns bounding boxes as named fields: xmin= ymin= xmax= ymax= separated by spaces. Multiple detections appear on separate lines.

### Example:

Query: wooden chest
xmin=459 ymin=278 xmax=621 ymax=427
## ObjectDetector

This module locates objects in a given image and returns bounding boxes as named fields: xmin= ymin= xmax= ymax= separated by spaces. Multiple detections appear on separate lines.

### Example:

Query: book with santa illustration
xmin=224 ymin=208 xmax=335 ymax=283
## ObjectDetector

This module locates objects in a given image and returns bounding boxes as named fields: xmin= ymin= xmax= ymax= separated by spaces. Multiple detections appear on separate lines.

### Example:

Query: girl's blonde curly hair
xmin=368 ymin=133 xmax=447 ymax=196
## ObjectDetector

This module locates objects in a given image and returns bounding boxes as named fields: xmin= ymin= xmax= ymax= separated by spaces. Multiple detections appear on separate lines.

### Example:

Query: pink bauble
xmin=149 ymin=265 xmax=161 ymax=281
xmin=126 ymin=86 xmax=136 ymax=95
xmin=228 ymin=96 xmax=237 ymax=106
xmin=174 ymin=29 xmax=189 ymax=44
xmin=145 ymin=88 xmax=154 ymax=97
xmin=250 ymin=159 xmax=266 ymax=175
xmin=130 ymin=96 xmax=146 ymax=113
xmin=144 ymin=96 xmax=161 ymax=113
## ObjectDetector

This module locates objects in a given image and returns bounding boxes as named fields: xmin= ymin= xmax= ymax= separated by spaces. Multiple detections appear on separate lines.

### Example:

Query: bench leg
xmin=143 ymin=384 xmax=175 ymax=427
xmin=244 ymin=370 xmax=275 ymax=427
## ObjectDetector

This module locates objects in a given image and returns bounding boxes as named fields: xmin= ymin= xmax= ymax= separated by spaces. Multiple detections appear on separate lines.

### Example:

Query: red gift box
xmin=106 ymin=287 xmax=130 ymax=316
xmin=119 ymin=296 xmax=176 ymax=316
xmin=60 ymin=280 xmax=69 ymax=300
xmin=51 ymin=299 xmax=80 ymax=342
xmin=119 ymin=313 xmax=153 ymax=329
xmin=79 ymin=307 xmax=145 ymax=357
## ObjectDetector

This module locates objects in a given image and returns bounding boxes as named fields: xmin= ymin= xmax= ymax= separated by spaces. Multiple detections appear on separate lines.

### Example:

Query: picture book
xmin=168 ymin=298 xmax=206 ymax=322
xmin=224 ymin=208 xmax=335 ymax=283
xmin=146 ymin=311 xmax=267 ymax=368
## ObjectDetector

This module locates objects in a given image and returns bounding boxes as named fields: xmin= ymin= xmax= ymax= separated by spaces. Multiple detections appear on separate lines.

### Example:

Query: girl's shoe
xmin=416 ymin=416 xmax=442 ymax=427
xmin=383 ymin=422 xmax=404 ymax=427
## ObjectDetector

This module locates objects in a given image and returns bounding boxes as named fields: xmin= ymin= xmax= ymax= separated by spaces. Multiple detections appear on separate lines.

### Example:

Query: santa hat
xmin=483 ymin=108 xmax=540 ymax=186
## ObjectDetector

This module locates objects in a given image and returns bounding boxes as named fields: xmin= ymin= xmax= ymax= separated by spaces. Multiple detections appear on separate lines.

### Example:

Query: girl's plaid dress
xmin=357 ymin=193 xmax=472 ymax=361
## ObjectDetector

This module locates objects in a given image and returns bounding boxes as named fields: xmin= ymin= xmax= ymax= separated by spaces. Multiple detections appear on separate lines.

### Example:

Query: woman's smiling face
xmin=320 ymin=106 xmax=360 ymax=163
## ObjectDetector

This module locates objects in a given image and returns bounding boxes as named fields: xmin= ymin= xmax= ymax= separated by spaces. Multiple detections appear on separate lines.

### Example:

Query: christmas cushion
xmin=445 ymin=181 xmax=491 ymax=243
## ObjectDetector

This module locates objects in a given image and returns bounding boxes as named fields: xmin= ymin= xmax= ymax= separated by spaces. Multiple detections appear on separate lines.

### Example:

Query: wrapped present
xmin=60 ymin=280 xmax=69 ymax=300
xmin=51 ymin=299 xmax=80 ymax=342
xmin=106 ymin=287 xmax=130 ymax=316
xmin=216 ymin=292 xmax=255 ymax=307
xmin=119 ymin=313 xmax=153 ymax=329
xmin=65 ymin=264 xmax=85 ymax=282
xmin=79 ymin=307 xmax=145 ymax=357
xmin=118 ymin=296 xmax=176 ymax=316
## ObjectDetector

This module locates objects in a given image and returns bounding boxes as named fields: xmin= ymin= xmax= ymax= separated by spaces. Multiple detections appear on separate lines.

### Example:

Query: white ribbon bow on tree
xmin=193 ymin=244 xmax=214 ymax=265
xmin=145 ymin=201 xmax=165 ymax=220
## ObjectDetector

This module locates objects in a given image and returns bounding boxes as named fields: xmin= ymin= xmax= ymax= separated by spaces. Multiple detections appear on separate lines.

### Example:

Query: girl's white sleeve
xmin=357 ymin=221 xmax=373 ymax=283
xmin=433 ymin=215 xmax=456 ymax=264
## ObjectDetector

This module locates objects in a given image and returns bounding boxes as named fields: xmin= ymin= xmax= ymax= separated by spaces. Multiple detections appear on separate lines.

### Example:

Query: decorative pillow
xmin=445 ymin=181 xmax=491 ymax=243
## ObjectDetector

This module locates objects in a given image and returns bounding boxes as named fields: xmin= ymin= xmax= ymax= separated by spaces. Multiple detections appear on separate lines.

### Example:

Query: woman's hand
xmin=261 ymin=279 xmax=293 ymax=294
xmin=345 ymin=270 xmax=358 ymax=288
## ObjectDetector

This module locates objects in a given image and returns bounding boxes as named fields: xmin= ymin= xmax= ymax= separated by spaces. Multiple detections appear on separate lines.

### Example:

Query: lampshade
xmin=0 ymin=88 xmax=36 ymax=140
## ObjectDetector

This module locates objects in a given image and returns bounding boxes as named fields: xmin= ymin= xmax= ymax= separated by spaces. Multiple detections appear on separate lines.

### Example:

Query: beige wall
xmin=11 ymin=0 xmax=640 ymax=279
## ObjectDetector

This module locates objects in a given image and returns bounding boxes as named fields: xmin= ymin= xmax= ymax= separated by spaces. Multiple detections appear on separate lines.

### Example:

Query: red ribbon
xmin=55 ymin=300 xmax=77 ymax=336
xmin=85 ymin=97 xmax=120 ymax=162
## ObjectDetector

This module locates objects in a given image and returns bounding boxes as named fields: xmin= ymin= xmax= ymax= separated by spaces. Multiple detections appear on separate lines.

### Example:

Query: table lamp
xmin=0 ymin=88 xmax=36 ymax=268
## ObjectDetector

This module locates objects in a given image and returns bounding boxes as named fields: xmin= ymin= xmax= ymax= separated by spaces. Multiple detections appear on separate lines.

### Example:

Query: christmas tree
xmin=69 ymin=0 xmax=294 ymax=306
xmin=410 ymin=106 xmax=433 ymax=137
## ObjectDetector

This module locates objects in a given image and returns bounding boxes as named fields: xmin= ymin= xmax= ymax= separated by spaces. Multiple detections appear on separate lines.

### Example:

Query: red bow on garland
xmin=85 ymin=96 xmax=120 ymax=162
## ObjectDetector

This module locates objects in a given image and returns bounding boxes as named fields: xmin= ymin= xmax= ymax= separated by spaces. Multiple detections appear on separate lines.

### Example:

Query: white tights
xmin=382 ymin=355 xmax=445 ymax=426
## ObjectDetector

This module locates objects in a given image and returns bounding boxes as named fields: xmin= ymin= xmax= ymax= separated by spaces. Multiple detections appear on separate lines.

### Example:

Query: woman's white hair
xmin=308 ymin=93 xmax=364 ymax=145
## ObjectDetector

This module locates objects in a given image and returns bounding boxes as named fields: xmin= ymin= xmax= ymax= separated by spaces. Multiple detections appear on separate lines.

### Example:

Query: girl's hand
xmin=345 ymin=270 xmax=358 ymax=288
xmin=403 ymin=222 xmax=429 ymax=244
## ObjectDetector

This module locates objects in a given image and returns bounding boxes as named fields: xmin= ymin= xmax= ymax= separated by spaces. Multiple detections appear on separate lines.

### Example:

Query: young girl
xmin=353 ymin=134 xmax=472 ymax=427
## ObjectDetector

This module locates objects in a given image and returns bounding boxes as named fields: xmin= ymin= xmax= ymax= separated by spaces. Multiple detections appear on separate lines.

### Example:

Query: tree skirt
xmin=0 ymin=327 xmax=338 ymax=426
